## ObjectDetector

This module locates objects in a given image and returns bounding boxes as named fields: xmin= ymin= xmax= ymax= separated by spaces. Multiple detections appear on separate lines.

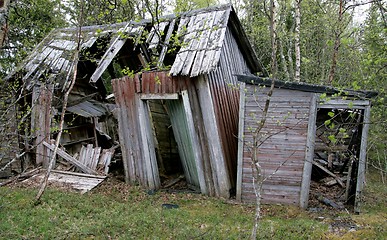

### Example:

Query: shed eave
xmin=237 ymin=75 xmax=378 ymax=99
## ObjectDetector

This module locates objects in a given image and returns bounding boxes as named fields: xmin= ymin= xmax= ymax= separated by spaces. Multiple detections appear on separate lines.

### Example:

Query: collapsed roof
xmin=6 ymin=4 xmax=260 ymax=92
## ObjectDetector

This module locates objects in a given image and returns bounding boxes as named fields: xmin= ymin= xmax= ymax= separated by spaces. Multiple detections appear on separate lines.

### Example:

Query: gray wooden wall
xmin=237 ymin=86 xmax=314 ymax=205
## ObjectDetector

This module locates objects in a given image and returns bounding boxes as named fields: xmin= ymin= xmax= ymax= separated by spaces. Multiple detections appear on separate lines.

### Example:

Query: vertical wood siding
xmin=240 ymin=86 xmax=313 ymax=205
xmin=206 ymin=27 xmax=252 ymax=189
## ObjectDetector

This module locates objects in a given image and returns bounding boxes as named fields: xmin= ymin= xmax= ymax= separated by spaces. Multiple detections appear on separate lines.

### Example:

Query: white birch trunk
xmin=294 ymin=0 xmax=301 ymax=82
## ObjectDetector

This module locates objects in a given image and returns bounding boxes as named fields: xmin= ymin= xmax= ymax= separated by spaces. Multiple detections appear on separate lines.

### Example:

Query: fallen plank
xmin=313 ymin=161 xmax=345 ymax=188
xmin=51 ymin=170 xmax=106 ymax=179
xmin=323 ymin=177 xmax=347 ymax=187
xmin=43 ymin=141 xmax=98 ymax=175
xmin=316 ymin=194 xmax=344 ymax=209
xmin=33 ymin=171 xmax=106 ymax=194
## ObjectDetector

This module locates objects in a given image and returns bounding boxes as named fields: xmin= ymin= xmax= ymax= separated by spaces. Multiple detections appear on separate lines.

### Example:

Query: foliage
xmin=0 ymin=0 xmax=66 ymax=77
xmin=173 ymin=0 xmax=217 ymax=13
xmin=241 ymin=0 xmax=387 ymax=179
xmin=66 ymin=0 xmax=137 ymax=26
xmin=361 ymin=1 xmax=387 ymax=180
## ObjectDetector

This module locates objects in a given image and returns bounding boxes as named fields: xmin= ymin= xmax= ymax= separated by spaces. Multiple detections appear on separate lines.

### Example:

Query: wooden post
xmin=31 ymin=84 xmax=53 ymax=168
xmin=138 ymin=99 xmax=160 ymax=190
xmin=236 ymin=82 xmax=246 ymax=201
xmin=181 ymin=90 xmax=207 ymax=194
xmin=300 ymin=93 xmax=318 ymax=208
xmin=354 ymin=105 xmax=371 ymax=213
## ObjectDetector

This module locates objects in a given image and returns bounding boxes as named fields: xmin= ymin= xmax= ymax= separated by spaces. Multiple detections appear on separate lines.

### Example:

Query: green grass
xmin=0 ymin=173 xmax=385 ymax=239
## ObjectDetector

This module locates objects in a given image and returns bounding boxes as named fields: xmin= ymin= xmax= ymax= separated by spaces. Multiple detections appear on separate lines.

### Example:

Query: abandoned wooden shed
xmin=106 ymin=5 xmax=260 ymax=199
xmin=4 ymin=22 xmax=126 ymax=175
xmin=236 ymin=75 xmax=377 ymax=212
xmin=4 ymin=4 xmax=261 ymax=198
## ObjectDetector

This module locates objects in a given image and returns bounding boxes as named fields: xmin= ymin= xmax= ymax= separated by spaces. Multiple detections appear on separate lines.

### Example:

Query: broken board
xmin=26 ymin=170 xmax=106 ymax=194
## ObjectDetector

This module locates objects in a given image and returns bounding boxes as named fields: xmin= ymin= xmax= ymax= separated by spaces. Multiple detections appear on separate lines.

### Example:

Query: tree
xmin=361 ymin=1 xmax=387 ymax=181
xmin=0 ymin=0 xmax=11 ymax=47
xmin=66 ymin=0 xmax=137 ymax=26
xmin=0 ymin=0 xmax=66 ymax=76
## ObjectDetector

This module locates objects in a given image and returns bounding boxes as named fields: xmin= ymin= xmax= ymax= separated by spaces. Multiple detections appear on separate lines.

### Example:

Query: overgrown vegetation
xmin=0 ymin=171 xmax=385 ymax=239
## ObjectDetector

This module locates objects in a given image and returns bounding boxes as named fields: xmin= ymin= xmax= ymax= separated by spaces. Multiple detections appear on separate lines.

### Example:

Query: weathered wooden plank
xmin=90 ymin=23 xmax=132 ymax=83
xmin=354 ymin=105 xmax=371 ymax=213
xmin=312 ymin=161 xmax=345 ymax=187
xmin=189 ymin=11 xmax=217 ymax=77
xmin=186 ymin=81 xmax=216 ymax=196
xmin=319 ymin=99 xmax=370 ymax=107
xmin=138 ymin=99 xmax=160 ymax=189
xmin=51 ymin=170 xmax=106 ymax=179
xmin=148 ymin=21 xmax=168 ymax=50
xmin=90 ymin=147 xmax=101 ymax=170
xmin=31 ymin=85 xmax=53 ymax=167
xmin=158 ymin=19 xmax=176 ymax=67
xmin=236 ymin=82 xmax=246 ymax=201
xmin=181 ymin=90 xmax=207 ymax=194
xmin=180 ymin=13 xmax=207 ymax=76
xmin=43 ymin=141 xmax=98 ymax=175
xmin=200 ymin=10 xmax=230 ymax=75
xmin=169 ymin=16 xmax=194 ymax=75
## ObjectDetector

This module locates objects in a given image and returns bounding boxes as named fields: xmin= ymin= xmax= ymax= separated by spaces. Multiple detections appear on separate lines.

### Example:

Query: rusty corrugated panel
xmin=112 ymin=75 xmax=161 ymax=189
xmin=240 ymin=87 xmax=312 ymax=205
xmin=141 ymin=71 xmax=188 ymax=94
xmin=206 ymin=26 xmax=253 ymax=189
xmin=67 ymin=100 xmax=108 ymax=118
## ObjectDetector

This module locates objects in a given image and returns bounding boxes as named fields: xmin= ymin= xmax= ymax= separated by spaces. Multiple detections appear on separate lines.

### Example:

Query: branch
xmin=343 ymin=0 xmax=379 ymax=14
xmin=0 ymin=152 xmax=25 ymax=172
xmin=34 ymin=0 xmax=84 ymax=203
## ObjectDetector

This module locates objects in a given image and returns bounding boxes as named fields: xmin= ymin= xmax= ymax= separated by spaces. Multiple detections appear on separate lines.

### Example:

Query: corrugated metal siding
xmin=240 ymin=87 xmax=313 ymax=205
xmin=141 ymin=71 xmax=188 ymax=94
xmin=166 ymin=100 xmax=200 ymax=188
xmin=112 ymin=71 xmax=232 ymax=198
xmin=67 ymin=100 xmax=108 ymax=118
xmin=206 ymin=27 xmax=252 ymax=189
xmin=112 ymin=74 xmax=160 ymax=188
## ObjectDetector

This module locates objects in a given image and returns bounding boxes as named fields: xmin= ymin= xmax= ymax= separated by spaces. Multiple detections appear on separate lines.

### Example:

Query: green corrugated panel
xmin=166 ymin=100 xmax=200 ymax=188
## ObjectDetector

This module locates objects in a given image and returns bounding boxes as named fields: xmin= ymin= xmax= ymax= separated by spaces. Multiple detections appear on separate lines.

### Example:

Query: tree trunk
xmin=35 ymin=0 xmax=84 ymax=203
xmin=294 ymin=0 xmax=301 ymax=82
xmin=0 ymin=0 xmax=11 ymax=47
xmin=251 ymin=1 xmax=278 ymax=239
xmin=327 ymin=0 xmax=344 ymax=85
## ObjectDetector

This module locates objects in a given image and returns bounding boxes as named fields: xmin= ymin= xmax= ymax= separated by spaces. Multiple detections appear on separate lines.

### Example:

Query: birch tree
xmin=294 ymin=0 xmax=301 ymax=82
xmin=0 ymin=0 xmax=11 ymax=47
xmin=251 ymin=0 xmax=278 ymax=238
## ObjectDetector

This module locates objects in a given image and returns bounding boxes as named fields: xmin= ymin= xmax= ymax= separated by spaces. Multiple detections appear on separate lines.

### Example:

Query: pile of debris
xmin=0 ymin=140 xmax=116 ymax=193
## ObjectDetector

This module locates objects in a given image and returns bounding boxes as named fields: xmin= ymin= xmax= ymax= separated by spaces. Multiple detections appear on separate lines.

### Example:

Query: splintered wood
xmin=26 ymin=170 xmax=106 ymax=194
xmin=39 ymin=140 xmax=115 ymax=193
xmin=44 ymin=141 xmax=114 ymax=175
